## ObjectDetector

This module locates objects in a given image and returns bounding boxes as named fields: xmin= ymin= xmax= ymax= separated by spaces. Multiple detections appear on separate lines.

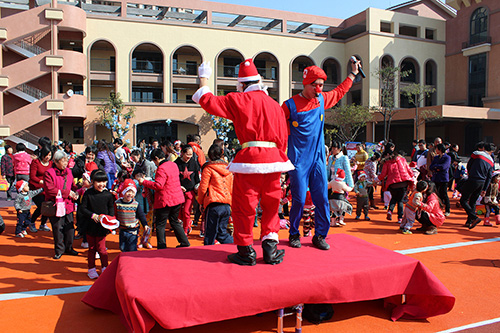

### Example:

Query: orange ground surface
xmin=0 ymin=195 xmax=499 ymax=332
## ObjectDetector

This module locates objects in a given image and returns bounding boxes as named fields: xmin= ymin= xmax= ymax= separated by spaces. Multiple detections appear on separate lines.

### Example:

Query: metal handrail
xmin=13 ymin=40 xmax=46 ymax=55
xmin=90 ymin=58 xmax=115 ymax=72
xmin=16 ymin=83 xmax=49 ymax=100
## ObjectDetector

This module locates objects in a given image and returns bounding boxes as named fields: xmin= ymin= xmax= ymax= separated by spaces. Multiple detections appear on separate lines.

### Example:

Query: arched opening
xmin=399 ymin=57 xmax=420 ymax=108
xmin=254 ymin=52 xmax=279 ymax=101
xmin=131 ymin=43 xmax=163 ymax=103
xmin=172 ymin=45 xmax=202 ymax=103
xmin=425 ymin=60 xmax=437 ymax=106
xmin=136 ymin=120 xmax=199 ymax=145
xmin=89 ymin=40 xmax=116 ymax=101
xmin=216 ymin=49 xmax=244 ymax=95
xmin=470 ymin=7 xmax=488 ymax=45
xmin=322 ymin=57 xmax=340 ymax=86
xmin=291 ymin=56 xmax=314 ymax=95
xmin=379 ymin=55 xmax=395 ymax=109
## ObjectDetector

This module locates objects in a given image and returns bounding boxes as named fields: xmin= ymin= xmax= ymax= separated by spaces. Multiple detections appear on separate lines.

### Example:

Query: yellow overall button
xmin=292 ymin=121 xmax=299 ymax=127
xmin=320 ymin=114 xmax=323 ymax=121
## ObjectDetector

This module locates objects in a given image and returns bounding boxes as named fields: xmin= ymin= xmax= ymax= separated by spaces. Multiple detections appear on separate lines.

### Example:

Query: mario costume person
xmin=192 ymin=59 xmax=294 ymax=266
xmin=282 ymin=58 xmax=361 ymax=250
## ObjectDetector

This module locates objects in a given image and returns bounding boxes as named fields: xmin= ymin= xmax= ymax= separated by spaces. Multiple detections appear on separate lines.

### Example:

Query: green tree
xmin=95 ymin=92 xmax=136 ymax=140
xmin=326 ymin=104 xmax=373 ymax=142
xmin=211 ymin=115 xmax=239 ymax=147
xmin=400 ymin=83 xmax=437 ymax=139
xmin=372 ymin=66 xmax=409 ymax=142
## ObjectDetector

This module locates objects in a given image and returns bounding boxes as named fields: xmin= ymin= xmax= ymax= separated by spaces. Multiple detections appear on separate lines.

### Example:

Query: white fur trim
xmin=243 ymin=83 xmax=268 ymax=95
xmin=192 ymin=86 xmax=212 ymax=104
xmin=228 ymin=160 xmax=295 ymax=174
xmin=238 ymin=74 xmax=261 ymax=82
xmin=262 ymin=232 xmax=279 ymax=242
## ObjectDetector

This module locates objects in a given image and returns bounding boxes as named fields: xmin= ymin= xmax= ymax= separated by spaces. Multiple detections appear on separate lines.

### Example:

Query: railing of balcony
xmin=173 ymin=98 xmax=196 ymax=104
xmin=90 ymin=58 xmax=115 ymax=72
xmin=132 ymin=60 xmax=163 ymax=74
xmin=462 ymin=35 xmax=492 ymax=49
xmin=256 ymin=67 xmax=278 ymax=80
xmin=292 ymin=70 xmax=305 ymax=82
xmin=217 ymin=65 xmax=240 ymax=78
xmin=172 ymin=62 xmax=198 ymax=75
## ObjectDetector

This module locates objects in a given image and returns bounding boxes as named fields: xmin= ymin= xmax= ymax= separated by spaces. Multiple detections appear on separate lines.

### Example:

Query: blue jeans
xmin=204 ymin=203 xmax=233 ymax=245
xmin=119 ymin=228 xmax=139 ymax=252
xmin=107 ymin=172 xmax=116 ymax=190
xmin=16 ymin=210 xmax=32 ymax=234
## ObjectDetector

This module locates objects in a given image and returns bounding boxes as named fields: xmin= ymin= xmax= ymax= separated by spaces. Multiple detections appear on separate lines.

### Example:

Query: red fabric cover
xmin=82 ymin=234 xmax=455 ymax=333
xmin=142 ymin=161 xmax=184 ymax=209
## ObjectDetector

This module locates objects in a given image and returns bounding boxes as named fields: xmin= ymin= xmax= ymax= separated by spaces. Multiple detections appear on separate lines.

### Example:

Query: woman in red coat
xmin=137 ymin=148 xmax=189 ymax=249
xmin=377 ymin=151 xmax=414 ymax=223
xmin=29 ymin=146 xmax=52 ymax=231
xmin=416 ymin=182 xmax=445 ymax=235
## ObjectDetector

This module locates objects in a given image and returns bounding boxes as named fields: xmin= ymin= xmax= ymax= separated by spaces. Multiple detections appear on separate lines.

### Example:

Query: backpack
xmin=302 ymin=303 xmax=334 ymax=325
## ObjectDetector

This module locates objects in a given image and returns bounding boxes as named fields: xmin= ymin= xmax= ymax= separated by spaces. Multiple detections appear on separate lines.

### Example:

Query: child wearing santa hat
xmin=115 ymin=179 xmax=149 ymax=252
xmin=14 ymin=180 xmax=43 ymax=237
xmin=353 ymin=171 xmax=373 ymax=220
xmin=327 ymin=169 xmax=353 ymax=227
xmin=79 ymin=170 xmax=115 ymax=279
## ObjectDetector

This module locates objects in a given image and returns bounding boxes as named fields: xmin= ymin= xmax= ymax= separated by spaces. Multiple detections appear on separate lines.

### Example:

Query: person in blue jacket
xmin=430 ymin=143 xmax=451 ymax=216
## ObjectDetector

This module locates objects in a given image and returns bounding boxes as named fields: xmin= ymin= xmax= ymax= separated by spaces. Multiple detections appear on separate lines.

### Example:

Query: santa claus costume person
xmin=192 ymin=59 xmax=294 ymax=266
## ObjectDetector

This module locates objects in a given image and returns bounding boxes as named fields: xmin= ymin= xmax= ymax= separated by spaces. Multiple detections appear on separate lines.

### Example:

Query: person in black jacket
xmin=175 ymin=145 xmax=200 ymax=235
xmin=72 ymin=146 xmax=105 ymax=180
xmin=460 ymin=142 xmax=495 ymax=229
xmin=79 ymin=170 xmax=115 ymax=279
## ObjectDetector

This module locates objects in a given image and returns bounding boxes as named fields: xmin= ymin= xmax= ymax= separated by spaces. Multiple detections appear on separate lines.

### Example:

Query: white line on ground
xmin=2 ymin=237 xmax=500 ymax=303
xmin=437 ymin=317 xmax=500 ymax=332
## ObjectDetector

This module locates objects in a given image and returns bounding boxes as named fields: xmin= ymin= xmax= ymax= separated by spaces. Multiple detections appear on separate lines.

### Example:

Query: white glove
xmin=198 ymin=61 xmax=212 ymax=79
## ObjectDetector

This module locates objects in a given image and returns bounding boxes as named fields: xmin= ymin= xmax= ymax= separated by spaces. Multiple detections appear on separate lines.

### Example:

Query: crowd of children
xmin=2 ymin=135 xmax=500 ymax=278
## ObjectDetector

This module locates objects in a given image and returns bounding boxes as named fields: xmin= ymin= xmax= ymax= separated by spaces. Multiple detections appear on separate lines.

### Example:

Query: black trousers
xmin=155 ymin=204 xmax=190 ymax=249
xmin=49 ymin=213 xmax=75 ymax=256
xmin=388 ymin=183 xmax=408 ymax=219
xmin=459 ymin=179 xmax=484 ymax=221
xmin=31 ymin=193 xmax=48 ymax=226
xmin=435 ymin=181 xmax=450 ymax=213
xmin=417 ymin=211 xmax=436 ymax=229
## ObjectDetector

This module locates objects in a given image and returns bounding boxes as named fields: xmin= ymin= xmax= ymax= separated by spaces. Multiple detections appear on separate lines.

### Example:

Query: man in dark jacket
xmin=461 ymin=142 xmax=494 ymax=229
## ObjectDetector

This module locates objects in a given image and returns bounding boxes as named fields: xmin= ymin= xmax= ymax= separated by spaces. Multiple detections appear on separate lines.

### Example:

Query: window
xmin=468 ymin=53 xmax=487 ymax=107
xmin=425 ymin=28 xmax=435 ymax=40
xmin=73 ymin=127 xmax=84 ymax=139
xmin=399 ymin=25 xmax=418 ymax=38
xmin=380 ymin=21 xmax=392 ymax=33
xmin=223 ymin=58 xmax=241 ymax=77
xmin=132 ymin=87 xmax=163 ymax=103
xmin=470 ymin=7 xmax=488 ymax=45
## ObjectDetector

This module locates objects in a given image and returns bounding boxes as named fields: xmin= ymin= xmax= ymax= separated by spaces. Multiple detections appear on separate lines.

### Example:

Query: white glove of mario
xmin=198 ymin=61 xmax=212 ymax=79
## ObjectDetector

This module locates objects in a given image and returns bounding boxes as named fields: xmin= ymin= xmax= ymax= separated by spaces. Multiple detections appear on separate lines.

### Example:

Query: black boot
xmin=262 ymin=239 xmax=285 ymax=265
xmin=227 ymin=245 xmax=257 ymax=266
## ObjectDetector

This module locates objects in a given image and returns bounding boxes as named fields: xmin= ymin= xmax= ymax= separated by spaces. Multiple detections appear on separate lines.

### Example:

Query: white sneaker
xmin=81 ymin=242 xmax=89 ymax=249
xmin=95 ymin=252 xmax=100 ymax=259
xmin=87 ymin=268 xmax=99 ymax=279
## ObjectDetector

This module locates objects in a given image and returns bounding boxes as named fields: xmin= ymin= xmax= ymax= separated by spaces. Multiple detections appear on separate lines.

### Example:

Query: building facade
xmin=1 ymin=0 xmax=456 ymax=153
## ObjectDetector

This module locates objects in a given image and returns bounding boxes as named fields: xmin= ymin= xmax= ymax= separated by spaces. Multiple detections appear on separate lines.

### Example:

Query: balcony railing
xmin=173 ymin=98 xmax=196 ymax=104
xmin=217 ymin=65 xmax=239 ymax=78
xmin=90 ymin=58 xmax=115 ymax=72
xmin=256 ymin=67 xmax=278 ymax=80
xmin=462 ymin=35 xmax=492 ymax=49
xmin=16 ymin=83 xmax=49 ymax=100
xmin=173 ymin=62 xmax=198 ymax=75
xmin=132 ymin=60 xmax=163 ymax=74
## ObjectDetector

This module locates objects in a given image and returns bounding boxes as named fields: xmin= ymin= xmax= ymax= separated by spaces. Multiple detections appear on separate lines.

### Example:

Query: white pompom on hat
xmin=237 ymin=58 xmax=261 ymax=83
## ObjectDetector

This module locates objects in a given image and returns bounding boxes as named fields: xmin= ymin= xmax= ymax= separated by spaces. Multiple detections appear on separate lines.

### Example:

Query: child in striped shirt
xmin=115 ymin=180 xmax=149 ymax=252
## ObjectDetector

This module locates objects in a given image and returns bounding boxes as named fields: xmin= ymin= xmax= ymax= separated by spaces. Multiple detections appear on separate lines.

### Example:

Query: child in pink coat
xmin=13 ymin=143 xmax=32 ymax=181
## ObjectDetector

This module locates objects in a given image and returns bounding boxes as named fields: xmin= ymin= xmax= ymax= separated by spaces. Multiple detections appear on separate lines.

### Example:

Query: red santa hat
xmin=409 ymin=161 xmax=417 ymax=168
xmin=99 ymin=215 xmax=120 ymax=230
xmin=335 ymin=169 xmax=346 ymax=182
xmin=120 ymin=179 xmax=137 ymax=198
xmin=238 ymin=59 xmax=261 ymax=83
xmin=85 ymin=161 xmax=98 ymax=173
xmin=302 ymin=66 xmax=327 ymax=86
xmin=174 ymin=140 xmax=181 ymax=146
xmin=358 ymin=171 xmax=367 ymax=179
xmin=16 ymin=180 xmax=28 ymax=193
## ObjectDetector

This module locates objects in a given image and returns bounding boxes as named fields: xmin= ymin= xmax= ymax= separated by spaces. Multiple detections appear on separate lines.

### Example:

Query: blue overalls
xmin=285 ymin=94 xmax=330 ymax=237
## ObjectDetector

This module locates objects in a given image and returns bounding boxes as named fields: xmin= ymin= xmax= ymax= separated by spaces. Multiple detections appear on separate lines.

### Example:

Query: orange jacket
xmin=198 ymin=160 xmax=233 ymax=208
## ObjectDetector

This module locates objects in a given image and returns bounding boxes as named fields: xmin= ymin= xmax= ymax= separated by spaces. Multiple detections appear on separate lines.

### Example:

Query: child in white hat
xmin=353 ymin=172 xmax=373 ymax=221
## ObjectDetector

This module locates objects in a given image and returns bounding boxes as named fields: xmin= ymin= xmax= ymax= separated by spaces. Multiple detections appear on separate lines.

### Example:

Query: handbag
xmin=41 ymin=171 xmax=68 ymax=217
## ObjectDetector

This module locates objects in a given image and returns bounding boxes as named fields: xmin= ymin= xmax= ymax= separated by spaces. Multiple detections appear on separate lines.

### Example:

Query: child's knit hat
xmin=16 ymin=180 xmax=28 ymax=193
xmin=120 ymin=179 xmax=137 ymax=198
xmin=335 ymin=169 xmax=346 ymax=182
xmin=358 ymin=171 xmax=367 ymax=179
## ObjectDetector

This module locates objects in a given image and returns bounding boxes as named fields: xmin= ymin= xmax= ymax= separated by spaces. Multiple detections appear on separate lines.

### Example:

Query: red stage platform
xmin=82 ymin=234 xmax=455 ymax=332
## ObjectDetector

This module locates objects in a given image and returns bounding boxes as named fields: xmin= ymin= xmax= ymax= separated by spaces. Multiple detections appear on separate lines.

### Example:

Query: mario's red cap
xmin=302 ymin=66 xmax=327 ymax=86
